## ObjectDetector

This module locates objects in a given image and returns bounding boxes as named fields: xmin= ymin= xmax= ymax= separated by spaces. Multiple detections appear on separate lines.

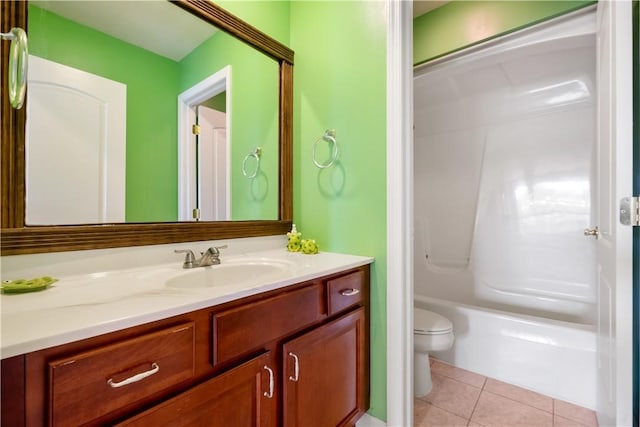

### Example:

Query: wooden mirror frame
xmin=0 ymin=0 xmax=293 ymax=255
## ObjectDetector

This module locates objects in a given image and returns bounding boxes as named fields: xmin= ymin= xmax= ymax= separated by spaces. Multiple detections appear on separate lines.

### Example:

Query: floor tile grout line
xmin=424 ymin=373 xmax=485 ymax=420
xmin=467 ymin=381 xmax=486 ymax=426
xmin=480 ymin=389 xmax=557 ymax=416
xmin=482 ymin=379 xmax=558 ymax=415
xmin=422 ymin=374 xmax=482 ymax=421
xmin=436 ymin=374 xmax=486 ymax=390
xmin=415 ymin=397 xmax=475 ymax=425
xmin=431 ymin=359 xmax=488 ymax=389
xmin=431 ymin=370 xmax=486 ymax=391
xmin=422 ymin=394 xmax=476 ymax=421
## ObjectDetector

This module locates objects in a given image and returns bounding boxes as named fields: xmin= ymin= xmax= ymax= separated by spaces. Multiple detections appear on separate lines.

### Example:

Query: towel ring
xmin=1 ymin=27 xmax=28 ymax=109
xmin=313 ymin=129 xmax=338 ymax=169
xmin=242 ymin=147 xmax=262 ymax=179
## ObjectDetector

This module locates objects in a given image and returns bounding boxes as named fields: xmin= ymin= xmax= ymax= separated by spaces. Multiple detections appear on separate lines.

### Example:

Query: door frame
xmin=386 ymin=1 xmax=414 ymax=425
xmin=177 ymin=66 xmax=231 ymax=221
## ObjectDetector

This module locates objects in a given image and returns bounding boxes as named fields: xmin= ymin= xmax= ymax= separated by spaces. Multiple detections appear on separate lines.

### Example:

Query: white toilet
xmin=414 ymin=308 xmax=455 ymax=396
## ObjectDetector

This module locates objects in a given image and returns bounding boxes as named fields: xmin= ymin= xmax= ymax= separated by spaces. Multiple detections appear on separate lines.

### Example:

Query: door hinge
xmin=192 ymin=208 xmax=200 ymax=221
xmin=620 ymin=196 xmax=640 ymax=226
xmin=192 ymin=124 xmax=200 ymax=135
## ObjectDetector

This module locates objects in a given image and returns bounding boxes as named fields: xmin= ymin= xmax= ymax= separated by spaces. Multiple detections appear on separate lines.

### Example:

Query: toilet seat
xmin=414 ymin=309 xmax=453 ymax=335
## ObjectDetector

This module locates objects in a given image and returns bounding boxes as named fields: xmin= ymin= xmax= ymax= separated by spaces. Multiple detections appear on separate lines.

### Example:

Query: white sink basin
xmin=165 ymin=259 xmax=294 ymax=289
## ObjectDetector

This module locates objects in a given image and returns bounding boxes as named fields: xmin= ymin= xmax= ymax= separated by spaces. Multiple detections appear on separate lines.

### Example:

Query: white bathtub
xmin=415 ymin=294 xmax=597 ymax=410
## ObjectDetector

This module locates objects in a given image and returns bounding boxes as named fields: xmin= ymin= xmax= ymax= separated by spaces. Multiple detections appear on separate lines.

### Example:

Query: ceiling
xmin=413 ymin=1 xmax=449 ymax=18
xmin=31 ymin=1 xmax=216 ymax=61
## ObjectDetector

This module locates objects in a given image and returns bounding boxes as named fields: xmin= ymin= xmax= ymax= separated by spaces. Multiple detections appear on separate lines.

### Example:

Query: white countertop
xmin=1 ymin=248 xmax=373 ymax=359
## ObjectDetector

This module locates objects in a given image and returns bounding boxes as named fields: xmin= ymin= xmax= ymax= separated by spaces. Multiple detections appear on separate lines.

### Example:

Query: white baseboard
xmin=356 ymin=414 xmax=386 ymax=427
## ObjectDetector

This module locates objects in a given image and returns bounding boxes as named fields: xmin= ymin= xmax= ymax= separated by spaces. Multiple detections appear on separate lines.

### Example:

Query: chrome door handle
xmin=583 ymin=226 xmax=599 ymax=238
xmin=288 ymin=352 xmax=299 ymax=382
xmin=263 ymin=365 xmax=274 ymax=398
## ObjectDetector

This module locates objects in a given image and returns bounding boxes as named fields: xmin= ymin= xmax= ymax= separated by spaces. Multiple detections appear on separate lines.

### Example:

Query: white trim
xmin=386 ymin=0 xmax=413 ymax=425
xmin=611 ymin=3 xmax=633 ymax=423
xmin=595 ymin=1 xmax=634 ymax=425
xmin=177 ymin=66 xmax=232 ymax=221
xmin=224 ymin=78 xmax=231 ymax=219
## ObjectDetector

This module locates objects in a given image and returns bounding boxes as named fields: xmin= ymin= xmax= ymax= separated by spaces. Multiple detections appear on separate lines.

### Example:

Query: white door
xmin=595 ymin=1 xmax=633 ymax=425
xmin=176 ymin=66 xmax=231 ymax=221
xmin=197 ymin=106 xmax=229 ymax=221
xmin=26 ymin=55 xmax=126 ymax=225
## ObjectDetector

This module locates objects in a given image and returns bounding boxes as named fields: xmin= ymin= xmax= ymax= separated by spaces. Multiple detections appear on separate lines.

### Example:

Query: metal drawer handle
xmin=339 ymin=288 xmax=360 ymax=296
xmin=263 ymin=365 xmax=274 ymax=398
xmin=107 ymin=363 xmax=159 ymax=388
xmin=288 ymin=352 xmax=299 ymax=382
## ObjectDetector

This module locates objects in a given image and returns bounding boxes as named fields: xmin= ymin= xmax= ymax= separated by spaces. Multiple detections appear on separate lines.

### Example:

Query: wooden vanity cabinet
xmin=283 ymin=308 xmax=366 ymax=427
xmin=1 ymin=265 xmax=370 ymax=427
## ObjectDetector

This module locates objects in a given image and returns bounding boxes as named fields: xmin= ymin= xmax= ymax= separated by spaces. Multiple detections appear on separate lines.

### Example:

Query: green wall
xmin=216 ymin=0 xmax=290 ymax=47
xmin=289 ymin=1 xmax=388 ymax=420
xmin=202 ymin=93 xmax=226 ymax=113
xmin=29 ymin=5 xmax=180 ymax=222
xmin=207 ymin=0 xmax=291 ymax=221
xmin=179 ymin=29 xmax=279 ymax=221
xmin=414 ymin=0 xmax=595 ymax=65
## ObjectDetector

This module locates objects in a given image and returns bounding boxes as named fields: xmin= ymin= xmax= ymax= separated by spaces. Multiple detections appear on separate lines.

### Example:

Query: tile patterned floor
xmin=414 ymin=359 xmax=599 ymax=427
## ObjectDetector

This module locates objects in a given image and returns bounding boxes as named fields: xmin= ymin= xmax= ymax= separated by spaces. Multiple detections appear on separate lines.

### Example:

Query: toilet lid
xmin=414 ymin=309 xmax=453 ymax=334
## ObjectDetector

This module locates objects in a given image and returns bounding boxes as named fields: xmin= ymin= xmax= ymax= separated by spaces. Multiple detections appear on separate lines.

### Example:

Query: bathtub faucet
xmin=174 ymin=245 xmax=228 ymax=268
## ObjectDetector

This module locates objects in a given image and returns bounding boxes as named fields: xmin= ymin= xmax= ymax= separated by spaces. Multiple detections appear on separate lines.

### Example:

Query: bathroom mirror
xmin=26 ymin=1 xmax=280 ymax=225
xmin=0 ymin=0 xmax=293 ymax=254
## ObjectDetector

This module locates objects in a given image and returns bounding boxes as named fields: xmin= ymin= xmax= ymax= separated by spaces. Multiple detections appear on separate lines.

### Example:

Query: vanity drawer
xmin=213 ymin=284 xmax=323 ymax=365
xmin=327 ymin=270 xmax=365 ymax=315
xmin=48 ymin=322 xmax=195 ymax=427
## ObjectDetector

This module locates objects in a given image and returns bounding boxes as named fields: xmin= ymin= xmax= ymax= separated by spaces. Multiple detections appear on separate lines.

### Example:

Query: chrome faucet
xmin=175 ymin=245 xmax=227 ymax=269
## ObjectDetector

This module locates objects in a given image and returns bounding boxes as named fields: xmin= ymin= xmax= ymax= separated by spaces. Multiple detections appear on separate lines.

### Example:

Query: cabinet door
xmin=117 ymin=353 xmax=276 ymax=427
xmin=282 ymin=308 xmax=366 ymax=427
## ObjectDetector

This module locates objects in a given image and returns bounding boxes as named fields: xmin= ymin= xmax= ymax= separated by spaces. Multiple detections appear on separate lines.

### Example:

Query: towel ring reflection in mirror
xmin=313 ymin=129 xmax=338 ymax=168
xmin=1 ymin=27 xmax=28 ymax=109
xmin=242 ymin=147 xmax=262 ymax=179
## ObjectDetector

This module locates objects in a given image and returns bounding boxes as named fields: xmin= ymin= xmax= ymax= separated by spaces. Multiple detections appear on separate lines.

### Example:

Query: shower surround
xmin=413 ymin=10 xmax=598 ymax=409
